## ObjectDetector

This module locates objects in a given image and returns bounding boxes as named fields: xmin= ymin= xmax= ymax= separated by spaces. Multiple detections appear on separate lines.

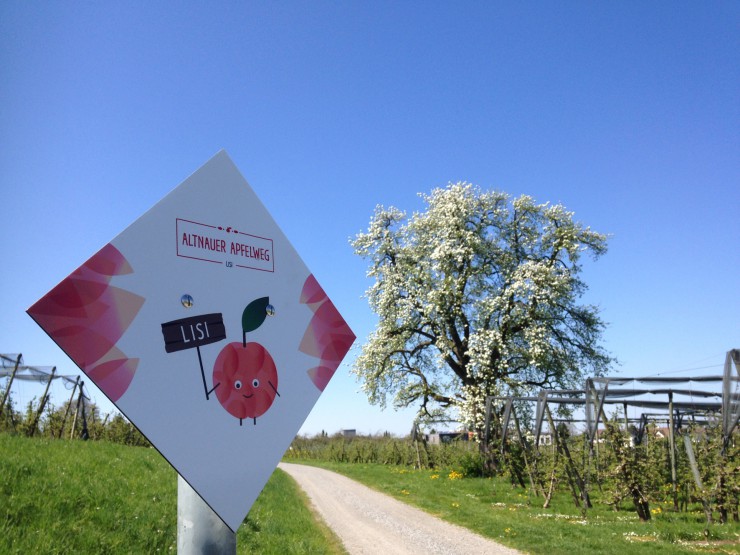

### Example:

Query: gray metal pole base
xmin=177 ymin=475 xmax=236 ymax=554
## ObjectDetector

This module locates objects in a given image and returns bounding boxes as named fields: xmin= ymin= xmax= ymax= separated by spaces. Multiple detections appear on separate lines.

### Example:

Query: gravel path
xmin=278 ymin=463 xmax=523 ymax=555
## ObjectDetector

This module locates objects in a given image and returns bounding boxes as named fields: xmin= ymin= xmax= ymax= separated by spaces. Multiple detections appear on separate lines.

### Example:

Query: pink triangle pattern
xmin=27 ymin=243 xmax=144 ymax=401
xmin=299 ymin=274 xmax=355 ymax=391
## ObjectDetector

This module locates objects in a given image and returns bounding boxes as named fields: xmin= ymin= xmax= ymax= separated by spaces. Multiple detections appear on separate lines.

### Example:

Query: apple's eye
xmin=234 ymin=380 xmax=242 ymax=390
xmin=252 ymin=378 xmax=260 ymax=388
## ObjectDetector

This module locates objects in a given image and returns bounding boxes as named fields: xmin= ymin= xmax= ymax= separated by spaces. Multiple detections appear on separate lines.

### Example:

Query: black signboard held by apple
xmin=161 ymin=312 xmax=226 ymax=399
xmin=160 ymin=298 xmax=273 ymax=401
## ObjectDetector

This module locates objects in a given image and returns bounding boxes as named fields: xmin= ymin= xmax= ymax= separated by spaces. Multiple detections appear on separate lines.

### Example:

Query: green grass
xmin=4 ymin=434 xmax=736 ymax=554
xmin=0 ymin=434 xmax=344 ymax=554
xmin=241 ymin=468 xmax=346 ymax=554
xmin=300 ymin=461 xmax=740 ymax=555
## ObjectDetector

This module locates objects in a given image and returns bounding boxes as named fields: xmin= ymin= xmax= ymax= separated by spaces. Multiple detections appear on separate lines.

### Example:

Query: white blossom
xmin=351 ymin=182 xmax=612 ymax=433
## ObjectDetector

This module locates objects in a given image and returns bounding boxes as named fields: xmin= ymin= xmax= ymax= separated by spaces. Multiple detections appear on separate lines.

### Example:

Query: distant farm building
xmin=426 ymin=431 xmax=472 ymax=445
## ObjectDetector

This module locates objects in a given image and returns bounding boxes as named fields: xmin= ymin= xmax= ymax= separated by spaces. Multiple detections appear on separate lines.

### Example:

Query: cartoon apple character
xmin=212 ymin=341 xmax=279 ymax=425
xmin=211 ymin=297 xmax=278 ymax=425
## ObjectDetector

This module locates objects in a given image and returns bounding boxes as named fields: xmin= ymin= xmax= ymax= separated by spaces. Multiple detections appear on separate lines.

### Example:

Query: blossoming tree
xmin=351 ymin=183 xmax=613 ymax=437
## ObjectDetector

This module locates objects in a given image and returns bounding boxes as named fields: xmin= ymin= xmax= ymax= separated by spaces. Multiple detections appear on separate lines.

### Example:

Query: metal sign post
xmin=177 ymin=475 xmax=236 ymax=554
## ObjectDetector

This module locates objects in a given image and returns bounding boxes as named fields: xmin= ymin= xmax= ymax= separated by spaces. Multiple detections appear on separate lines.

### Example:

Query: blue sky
xmin=1 ymin=2 xmax=738 ymax=436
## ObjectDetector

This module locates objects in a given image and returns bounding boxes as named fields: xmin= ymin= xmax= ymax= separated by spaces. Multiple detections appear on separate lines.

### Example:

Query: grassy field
xmin=0 ymin=434 xmax=344 ymax=554
xmin=302 ymin=460 xmax=740 ymax=555
xmin=3 ymin=433 xmax=738 ymax=554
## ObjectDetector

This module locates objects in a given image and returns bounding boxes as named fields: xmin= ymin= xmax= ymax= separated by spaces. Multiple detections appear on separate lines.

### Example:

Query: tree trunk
xmin=543 ymin=469 xmax=557 ymax=509
xmin=546 ymin=404 xmax=591 ymax=508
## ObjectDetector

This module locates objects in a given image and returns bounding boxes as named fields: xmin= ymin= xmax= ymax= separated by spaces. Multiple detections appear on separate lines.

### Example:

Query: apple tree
xmin=351 ymin=183 xmax=613 ymax=436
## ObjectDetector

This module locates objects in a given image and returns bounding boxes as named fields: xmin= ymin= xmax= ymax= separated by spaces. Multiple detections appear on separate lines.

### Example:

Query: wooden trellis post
xmin=545 ymin=403 xmax=591 ymax=509
xmin=512 ymin=404 xmax=539 ymax=495
xmin=668 ymin=391 xmax=678 ymax=511
xmin=598 ymin=403 xmax=651 ymax=521
xmin=0 ymin=354 xmax=22 ymax=417
xmin=682 ymin=432 xmax=712 ymax=523
xmin=58 ymin=376 xmax=80 ymax=439
xmin=28 ymin=367 xmax=55 ymax=437
xmin=70 ymin=381 xmax=85 ymax=439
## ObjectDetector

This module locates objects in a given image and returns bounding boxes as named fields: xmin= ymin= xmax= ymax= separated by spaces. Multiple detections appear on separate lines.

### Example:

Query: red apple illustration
xmin=211 ymin=297 xmax=278 ymax=425
xmin=212 ymin=341 xmax=279 ymax=425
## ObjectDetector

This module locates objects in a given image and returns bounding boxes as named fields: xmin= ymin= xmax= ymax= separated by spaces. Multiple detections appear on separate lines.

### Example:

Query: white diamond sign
xmin=27 ymin=151 xmax=355 ymax=531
